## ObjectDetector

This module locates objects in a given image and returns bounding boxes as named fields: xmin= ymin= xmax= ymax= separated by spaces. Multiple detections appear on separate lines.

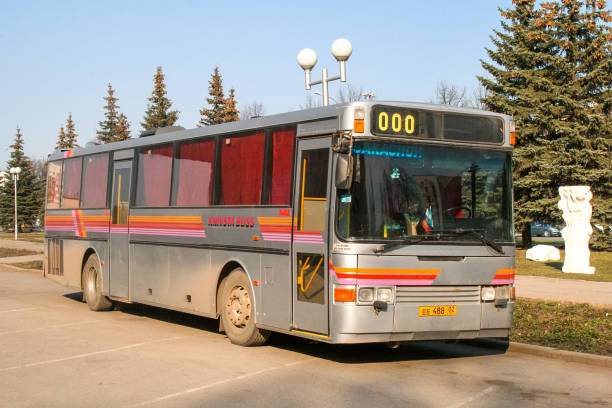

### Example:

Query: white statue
xmin=558 ymin=186 xmax=595 ymax=274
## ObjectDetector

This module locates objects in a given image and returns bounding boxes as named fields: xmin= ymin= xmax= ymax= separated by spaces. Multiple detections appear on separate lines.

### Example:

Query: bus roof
xmin=48 ymin=101 xmax=511 ymax=160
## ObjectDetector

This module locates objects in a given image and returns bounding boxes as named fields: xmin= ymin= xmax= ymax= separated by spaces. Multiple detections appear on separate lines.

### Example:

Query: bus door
xmin=292 ymin=137 xmax=331 ymax=335
xmin=109 ymin=159 xmax=132 ymax=299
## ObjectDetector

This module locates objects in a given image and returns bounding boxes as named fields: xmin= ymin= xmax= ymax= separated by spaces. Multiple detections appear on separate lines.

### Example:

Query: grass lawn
xmin=516 ymin=249 xmax=612 ymax=282
xmin=0 ymin=248 xmax=42 ymax=258
xmin=0 ymin=232 xmax=44 ymax=243
xmin=511 ymin=298 xmax=612 ymax=356
xmin=10 ymin=260 xmax=43 ymax=270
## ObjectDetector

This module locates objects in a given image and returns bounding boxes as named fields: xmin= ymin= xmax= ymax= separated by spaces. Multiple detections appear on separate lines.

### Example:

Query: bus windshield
xmin=336 ymin=142 xmax=513 ymax=243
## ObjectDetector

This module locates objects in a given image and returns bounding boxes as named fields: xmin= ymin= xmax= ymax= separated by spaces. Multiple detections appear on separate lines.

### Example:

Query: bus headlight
xmin=358 ymin=287 xmax=375 ymax=303
xmin=481 ymin=286 xmax=495 ymax=301
xmin=495 ymin=285 xmax=510 ymax=306
xmin=377 ymin=287 xmax=394 ymax=303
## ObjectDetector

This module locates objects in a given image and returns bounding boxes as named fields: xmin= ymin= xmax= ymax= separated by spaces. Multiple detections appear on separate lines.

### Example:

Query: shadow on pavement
xmin=63 ymin=290 xmax=509 ymax=364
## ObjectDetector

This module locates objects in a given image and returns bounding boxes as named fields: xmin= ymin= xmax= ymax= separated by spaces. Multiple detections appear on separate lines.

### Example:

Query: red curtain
xmin=46 ymin=162 xmax=62 ymax=209
xmin=269 ymin=129 xmax=295 ymax=205
xmin=140 ymin=145 xmax=173 ymax=206
xmin=61 ymin=158 xmax=82 ymax=208
xmin=176 ymin=140 xmax=215 ymax=206
xmin=81 ymin=154 xmax=109 ymax=208
xmin=221 ymin=132 xmax=265 ymax=205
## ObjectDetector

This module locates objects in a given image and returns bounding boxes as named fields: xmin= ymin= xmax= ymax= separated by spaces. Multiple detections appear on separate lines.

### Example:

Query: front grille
xmin=396 ymin=286 xmax=480 ymax=304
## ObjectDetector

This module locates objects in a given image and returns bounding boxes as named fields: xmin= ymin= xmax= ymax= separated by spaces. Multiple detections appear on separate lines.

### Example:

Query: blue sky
xmin=0 ymin=0 xmax=513 ymax=165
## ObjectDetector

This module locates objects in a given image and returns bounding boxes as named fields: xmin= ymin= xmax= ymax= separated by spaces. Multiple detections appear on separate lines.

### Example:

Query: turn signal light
xmin=334 ymin=288 xmax=356 ymax=302
xmin=354 ymin=108 xmax=365 ymax=133
xmin=354 ymin=119 xmax=364 ymax=133
xmin=510 ymin=286 xmax=516 ymax=300
xmin=509 ymin=119 xmax=516 ymax=145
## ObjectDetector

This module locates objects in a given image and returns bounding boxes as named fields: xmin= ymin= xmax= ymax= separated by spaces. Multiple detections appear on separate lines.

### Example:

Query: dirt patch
xmin=0 ymin=248 xmax=42 ymax=258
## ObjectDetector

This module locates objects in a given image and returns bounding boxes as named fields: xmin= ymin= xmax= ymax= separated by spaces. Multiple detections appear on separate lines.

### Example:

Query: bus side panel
xmin=131 ymin=243 xmax=213 ymax=315
xmin=259 ymin=254 xmax=292 ymax=330
xmin=45 ymin=238 xmax=91 ymax=290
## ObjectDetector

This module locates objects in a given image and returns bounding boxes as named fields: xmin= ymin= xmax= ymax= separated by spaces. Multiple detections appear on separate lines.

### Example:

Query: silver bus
xmin=44 ymin=101 xmax=516 ymax=346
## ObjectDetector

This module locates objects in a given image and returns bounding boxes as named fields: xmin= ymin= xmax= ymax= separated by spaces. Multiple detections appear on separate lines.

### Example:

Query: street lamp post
xmin=9 ymin=167 xmax=21 ymax=241
xmin=297 ymin=38 xmax=353 ymax=106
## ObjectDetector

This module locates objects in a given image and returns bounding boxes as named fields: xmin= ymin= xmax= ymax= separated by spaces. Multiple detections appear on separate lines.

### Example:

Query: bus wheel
xmin=82 ymin=253 xmax=113 ymax=311
xmin=221 ymin=269 xmax=269 ymax=346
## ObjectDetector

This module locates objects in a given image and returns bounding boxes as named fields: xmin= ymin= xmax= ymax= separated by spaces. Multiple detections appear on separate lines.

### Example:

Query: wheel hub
xmin=226 ymin=285 xmax=251 ymax=327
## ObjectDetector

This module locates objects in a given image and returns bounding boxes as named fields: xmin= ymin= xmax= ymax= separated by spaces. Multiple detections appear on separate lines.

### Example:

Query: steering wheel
xmin=443 ymin=206 xmax=472 ymax=219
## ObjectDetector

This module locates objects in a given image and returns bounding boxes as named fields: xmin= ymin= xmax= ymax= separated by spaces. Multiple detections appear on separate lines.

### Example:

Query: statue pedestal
xmin=558 ymin=186 xmax=595 ymax=274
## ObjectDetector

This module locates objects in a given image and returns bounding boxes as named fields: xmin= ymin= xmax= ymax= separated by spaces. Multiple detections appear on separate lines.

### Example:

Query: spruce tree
xmin=56 ymin=127 xmax=68 ymax=150
xmin=96 ymin=84 xmax=131 ymax=143
xmin=141 ymin=66 xmax=179 ymax=130
xmin=480 ymin=0 xmax=611 ymax=249
xmin=0 ymin=128 xmax=43 ymax=231
xmin=64 ymin=113 xmax=79 ymax=148
xmin=117 ymin=113 xmax=131 ymax=141
xmin=478 ymin=0 xmax=555 ymax=247
xmin=541 ymin=0 xmax=611 ymax=249
xmin=96 ymin=83 xmax=120 ymax=143
xmin=224 ymin=88 xmax=240 ymax=122
xmin=199 ymin=67 xmax=227 ymax=126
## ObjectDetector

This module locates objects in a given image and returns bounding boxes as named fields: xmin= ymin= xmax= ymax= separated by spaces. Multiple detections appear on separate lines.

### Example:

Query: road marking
xmin=128 ymin=358 xmax=314 ymax=407
xmin=448 ymin=386 xmax=495 ymax=408
xmin=0 ymin=320 xmax=99 ymax=336
xmin=0 ymin=307 xmax=40 ymax=313
xmin=0 ymin=336 xmax=183 ymax=372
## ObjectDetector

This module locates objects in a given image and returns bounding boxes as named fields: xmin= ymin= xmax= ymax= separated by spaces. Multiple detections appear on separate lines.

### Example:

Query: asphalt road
xmin=1 ymin=269 xmax=611 ymax=408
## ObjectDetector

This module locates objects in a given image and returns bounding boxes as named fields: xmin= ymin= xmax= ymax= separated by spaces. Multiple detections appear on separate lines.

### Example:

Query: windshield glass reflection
xmin=336 ymin=142 xmax=513 ymax=243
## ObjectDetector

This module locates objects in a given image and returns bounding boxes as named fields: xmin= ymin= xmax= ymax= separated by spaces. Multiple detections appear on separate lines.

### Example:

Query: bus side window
xmin=298 ymin=148 xmax=329 ymax=232
xmin=264 ymin=129 xmax=295 ymax=205
xmin=112 ymin=169 xmax=130 ymax=225
xmin=46 ymin=161 xmax=63 ymax=209
xmin=61 ymin=157 xmax=83 ymax=209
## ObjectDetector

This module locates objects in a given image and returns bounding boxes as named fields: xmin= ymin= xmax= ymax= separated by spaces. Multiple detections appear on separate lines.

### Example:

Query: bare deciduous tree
xmin=469 ymin=83 xmax=490 ymax=110
xmin=336 ymin=83 xmax=365 ymax=103
xmin=299 ymin=94 xmax=322 ymax=110
xmin=240 ymin=101 xmax=266 ymax=120
xmin=435 ymin=81 xmax=468 ymax=107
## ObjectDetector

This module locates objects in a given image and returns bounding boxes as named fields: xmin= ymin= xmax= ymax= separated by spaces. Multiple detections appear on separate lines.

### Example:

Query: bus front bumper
xmin=328 ymin=300 xmax=513 ymax=344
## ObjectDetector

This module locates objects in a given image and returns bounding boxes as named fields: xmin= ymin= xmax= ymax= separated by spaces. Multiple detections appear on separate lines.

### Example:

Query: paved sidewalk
xmin=0 ymin=254 xmax=43 ymax=264
xmin=515 ymin=275 xmax=612 ymax=307
xmin=0 ymin=238 xmax=43 ymax=252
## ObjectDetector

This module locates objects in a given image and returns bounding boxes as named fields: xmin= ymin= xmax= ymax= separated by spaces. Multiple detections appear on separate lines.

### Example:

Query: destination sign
xmin=371 ymin=105 xmax=504 ymax=144
xmin=372 ymin=106 xmax=418 ymax=137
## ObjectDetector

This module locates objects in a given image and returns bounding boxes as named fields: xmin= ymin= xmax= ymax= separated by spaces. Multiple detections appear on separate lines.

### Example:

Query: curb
xmin=472 ymin=338 xmax=612 ymax=368
xmin=0 ymin=263 xmax=43 ymax=275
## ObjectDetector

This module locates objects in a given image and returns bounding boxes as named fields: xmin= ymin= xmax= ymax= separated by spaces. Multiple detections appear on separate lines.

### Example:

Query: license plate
xmin=418 ymin=305 xmax=457 ymax=317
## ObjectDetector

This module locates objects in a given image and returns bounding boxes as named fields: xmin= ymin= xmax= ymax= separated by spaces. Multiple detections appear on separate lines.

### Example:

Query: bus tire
xmin=221 ymin=268 xmax=270 ymax=346
xmin=82 ymin=253 xmax=113 ymax=311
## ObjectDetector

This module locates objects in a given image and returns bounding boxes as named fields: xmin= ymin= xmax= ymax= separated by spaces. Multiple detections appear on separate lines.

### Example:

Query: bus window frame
xmin=130 ymin=125 xmax=297 ymax=210
xmin=79 ymin=152 xmax=112 ymax=210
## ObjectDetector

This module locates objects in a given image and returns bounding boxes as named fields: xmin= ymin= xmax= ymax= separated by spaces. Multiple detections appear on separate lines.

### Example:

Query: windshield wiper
xmin=372 ymin=229 xmax=505 ymax=255
xmin=373 ymin=234 xmax=443 ymax=255
xmin=429 ymin=228 xmax=505 ymax=255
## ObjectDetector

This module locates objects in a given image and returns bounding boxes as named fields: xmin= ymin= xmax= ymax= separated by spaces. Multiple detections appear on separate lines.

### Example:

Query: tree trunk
xmin=521 ymin=222 xmax=532 ymax=249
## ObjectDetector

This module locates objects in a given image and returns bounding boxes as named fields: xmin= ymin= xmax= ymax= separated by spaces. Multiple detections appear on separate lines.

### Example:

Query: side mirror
xmin=335 ymin=154 xmax=353 ymax=189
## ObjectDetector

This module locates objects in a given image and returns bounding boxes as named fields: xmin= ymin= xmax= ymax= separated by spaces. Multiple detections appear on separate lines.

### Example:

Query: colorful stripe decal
xmin=491 ymin=268 xmax=515 ymax=285
xmin=257 ymin=216 xmax=324 ymax=244
xmin=45 ymin=213 xmax=110 ymax=236
xmin=63 ymin=150 xmax=74 ymax=158
xmin=128 ymin=215 xmax=206 ymax=238
xmin=331 ymin=265 xmax=440 ymax=286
